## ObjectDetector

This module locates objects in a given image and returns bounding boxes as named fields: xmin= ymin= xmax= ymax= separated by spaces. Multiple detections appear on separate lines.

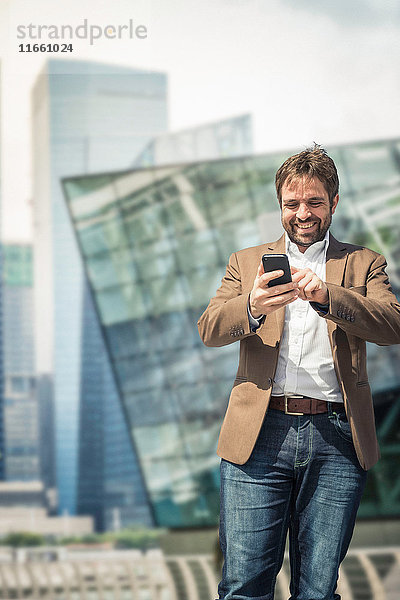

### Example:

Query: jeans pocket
xmin=332 ymin=411 xmax=353 ymax=443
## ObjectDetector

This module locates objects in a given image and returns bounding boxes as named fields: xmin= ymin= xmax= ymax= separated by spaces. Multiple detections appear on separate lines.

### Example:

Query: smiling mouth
xmin=294 ymin=222 xmax=317 ymax=230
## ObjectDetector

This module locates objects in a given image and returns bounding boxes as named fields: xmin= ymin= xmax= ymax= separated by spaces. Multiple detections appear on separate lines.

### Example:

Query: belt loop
xmin=327 ymin=401 xmax=335 ymax=420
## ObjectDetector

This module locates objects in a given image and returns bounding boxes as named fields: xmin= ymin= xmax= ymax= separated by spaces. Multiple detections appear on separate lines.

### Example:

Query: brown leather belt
xmin=269 ymin=395 xmax=343 ymax=415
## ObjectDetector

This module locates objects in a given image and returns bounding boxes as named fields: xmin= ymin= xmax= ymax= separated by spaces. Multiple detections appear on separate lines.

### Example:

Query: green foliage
xmin=80 ymin=534 xmax=101 ymax=544
xmin=3 ymin=532 xmax=45 ymax=547
xmin=53 ymin=536 xmax=81 ymax=546
xmin=110 ymin=529 xmax=162 ymax=549
xmin=58 ymin=527 xmax=164 ymax=550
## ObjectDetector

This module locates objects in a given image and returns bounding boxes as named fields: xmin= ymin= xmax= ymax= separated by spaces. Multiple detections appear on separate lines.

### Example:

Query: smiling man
xmin=282 ymin=175 xmax=336 ymax=239
xmin=198 ymin=145 xmax=400 ymax=600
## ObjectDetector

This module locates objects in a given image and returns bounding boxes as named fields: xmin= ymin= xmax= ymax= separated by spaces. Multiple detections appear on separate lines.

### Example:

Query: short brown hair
xmin=275 ymin=143 xmax=339 ymax=206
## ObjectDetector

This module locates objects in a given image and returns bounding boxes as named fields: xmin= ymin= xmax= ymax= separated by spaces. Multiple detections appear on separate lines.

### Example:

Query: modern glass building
xmin=79 ymin=113 xmax=253 ymax=530
xmin=133 ymin=114 xmax=253 ymax=167
xmin=32 ymin=59 xmax=168 ymax=521
xmin=36 ymin=373 xmax=56 ymax=510
xmin=2 ymin=245 xmax=39 ymax=481
xmin=63 ymin=138 xmax=400 ymax=527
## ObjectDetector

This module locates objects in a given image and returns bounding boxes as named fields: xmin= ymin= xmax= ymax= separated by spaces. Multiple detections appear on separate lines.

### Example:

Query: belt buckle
xmin=285 ymin=395 xmax=304 ymax=416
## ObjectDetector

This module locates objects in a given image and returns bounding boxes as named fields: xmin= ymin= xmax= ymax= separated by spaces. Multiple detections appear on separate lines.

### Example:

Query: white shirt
xmin=271 ymin=232 xmax=343 ymax=403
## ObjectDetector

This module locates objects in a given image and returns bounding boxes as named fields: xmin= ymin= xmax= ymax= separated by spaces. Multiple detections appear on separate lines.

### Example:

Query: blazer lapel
xmin=326 ymin=233 xmax=348 ymax=284
xmin=325 ymin=233 xmax=348 ymax=339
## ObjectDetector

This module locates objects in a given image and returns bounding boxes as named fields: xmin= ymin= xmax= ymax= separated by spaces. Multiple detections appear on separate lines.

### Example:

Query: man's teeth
xmin=296 ymin=223 xmax=316 ymax=229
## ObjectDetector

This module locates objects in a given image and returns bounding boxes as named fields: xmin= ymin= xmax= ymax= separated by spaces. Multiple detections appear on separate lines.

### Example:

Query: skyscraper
xmin=3 ymin=245 xmax=38 ymax=481
xmin=32 ymin=59 xmax=168 ymax=520
xmin=36 ymin=374 xmax=56 ymax=511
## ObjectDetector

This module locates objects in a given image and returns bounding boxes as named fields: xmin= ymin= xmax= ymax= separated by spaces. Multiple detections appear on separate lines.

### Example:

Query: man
xmin=197 ymin=145 xmax=400 ymax=600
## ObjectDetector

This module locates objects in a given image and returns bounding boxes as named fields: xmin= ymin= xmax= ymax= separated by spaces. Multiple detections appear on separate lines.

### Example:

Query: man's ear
xmin=331 ymin=194 xmax=339 ymax=215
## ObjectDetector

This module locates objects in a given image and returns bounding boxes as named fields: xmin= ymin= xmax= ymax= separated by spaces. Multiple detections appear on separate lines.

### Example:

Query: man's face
xmin=280 ymin=176 xmax=338 ymax=250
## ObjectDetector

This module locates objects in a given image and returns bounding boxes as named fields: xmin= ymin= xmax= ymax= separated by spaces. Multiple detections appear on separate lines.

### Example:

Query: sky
xmin=0 ymin=0 xmax=399 ymax=241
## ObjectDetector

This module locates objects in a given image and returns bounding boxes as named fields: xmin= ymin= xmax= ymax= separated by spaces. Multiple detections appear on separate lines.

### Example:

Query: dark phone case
xmin=262 ymin=254 xmax=292 ymax=287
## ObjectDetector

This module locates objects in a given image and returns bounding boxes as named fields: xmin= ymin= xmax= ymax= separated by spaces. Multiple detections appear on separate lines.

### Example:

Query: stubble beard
xmin=283 ymin=212 xmax=332 ymax=248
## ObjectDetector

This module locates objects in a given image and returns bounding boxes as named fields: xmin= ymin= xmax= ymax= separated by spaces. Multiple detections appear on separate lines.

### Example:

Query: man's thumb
xmin=257 ymin=262 xmax=264 ymax=278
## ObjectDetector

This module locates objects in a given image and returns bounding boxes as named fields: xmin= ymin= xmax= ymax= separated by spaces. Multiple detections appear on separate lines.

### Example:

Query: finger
xmin=282 ymin=290 xmax=299 ymax=305
xmin=263 ymin=289 xmax=299 ymax=306
xmin=262 ymin=281 xmax=298 ymax=296
xmin=280 ymin=291 xmax=299 ymax=306
xmin=296 ymin=288 xmax=307 ymax=300
xmin=291 ymin=268 xmax=311 ymax=283
xmin=295 ymin=275 xmax=313 ymax=300
xmin=303 ymin=279 xmax=319 ymax=295
xmin=290 ymin=266 xmax=300 ymax=274
xmin=256 ymin=262 xmax=265 ymax=277
xmin=285 ymin=293 xmax=300 ymax=305
xmin=296 ymin=272 xmax=314 ymax=289
xmin=260 ymin=269 xmax=284 ymax=284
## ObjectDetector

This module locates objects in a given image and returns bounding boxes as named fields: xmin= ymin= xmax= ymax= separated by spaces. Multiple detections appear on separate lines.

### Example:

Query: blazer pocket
xmin=356 ymin=380 xmax=369 ymax=387
xmin=348 ymin=285 xmax=367 ymax=296
xmin=233 ymin=375 xmax=248 ymax=384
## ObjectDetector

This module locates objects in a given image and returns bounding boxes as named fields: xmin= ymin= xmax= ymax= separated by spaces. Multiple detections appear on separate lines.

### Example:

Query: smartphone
xmin=262 ymin=253 xmax=292 ymax=287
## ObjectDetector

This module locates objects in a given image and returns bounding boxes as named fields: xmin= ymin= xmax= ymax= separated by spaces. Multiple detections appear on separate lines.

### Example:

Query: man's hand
xmin=249 ymin=262 xmax=299 ymax=319
xmin=291 ymin=266 xmax=329 ymax=304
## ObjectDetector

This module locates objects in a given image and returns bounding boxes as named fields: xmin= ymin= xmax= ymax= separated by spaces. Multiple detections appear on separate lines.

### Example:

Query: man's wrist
xmin=310 ymin=301 xmax=329 ymax=315
xmin=247 ymin=297 xmax=265 ymax=331
xmin=248 ymin=295 xmax=262 ymax=320
xmin=249 ymin=307 xmax=262 ymax=320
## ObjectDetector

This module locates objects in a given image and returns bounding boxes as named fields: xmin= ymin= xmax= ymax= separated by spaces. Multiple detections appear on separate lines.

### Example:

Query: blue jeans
xmin=218 ymin=404 xmax=367 ymax=600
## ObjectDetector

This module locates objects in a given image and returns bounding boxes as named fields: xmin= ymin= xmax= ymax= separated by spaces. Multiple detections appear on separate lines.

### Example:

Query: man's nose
xmin=296 ymin=203 xmax=311 ymax=220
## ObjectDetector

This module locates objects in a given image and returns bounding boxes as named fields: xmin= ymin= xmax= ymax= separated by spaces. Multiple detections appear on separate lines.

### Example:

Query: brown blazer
xmin=198 ymin=233 xmax=400 ymax=470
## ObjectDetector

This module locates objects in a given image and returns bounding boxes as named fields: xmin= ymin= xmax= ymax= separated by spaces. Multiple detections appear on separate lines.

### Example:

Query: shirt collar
xmin=285 ymin=230 xmax=330 ymax=260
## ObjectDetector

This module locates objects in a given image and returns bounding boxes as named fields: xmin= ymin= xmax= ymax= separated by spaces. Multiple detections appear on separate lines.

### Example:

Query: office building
xmin=32 ymin=59 xmax=168 ymax=522
xmin=36 ymin=374 xmax=56 ymax=509
xmin=133 ymin=114 xmax=252 ymax=167
xmin=63 ymin=137 xmax=400 ymax=527
xmin=3 ymin=245 xmax=39 ymax=481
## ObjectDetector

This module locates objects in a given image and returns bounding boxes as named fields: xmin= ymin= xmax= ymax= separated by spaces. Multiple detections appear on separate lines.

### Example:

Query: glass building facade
xmin=133 ymin=114 xmax=253 ymax=167
xmin=63 ymin=138 xmax=400 ymax=527
xmin=36 ymin=373 xmax=56 ymax=508
xmin=79 ymin=114 xmax=253 ymax=530
xmin=3 ymin=245 xmax=39 ymax=481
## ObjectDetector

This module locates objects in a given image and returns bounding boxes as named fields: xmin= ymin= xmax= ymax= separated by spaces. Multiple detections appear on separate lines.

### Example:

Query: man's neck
xmin=285 ymin=231 xmax=330 ymax=256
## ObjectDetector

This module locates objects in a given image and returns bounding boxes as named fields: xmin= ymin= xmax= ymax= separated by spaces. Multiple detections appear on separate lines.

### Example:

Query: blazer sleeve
xmin=319 ymin=253 xmax=400 ymax=345
xmin=197 ymin=252 xmax=256 ymax=347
